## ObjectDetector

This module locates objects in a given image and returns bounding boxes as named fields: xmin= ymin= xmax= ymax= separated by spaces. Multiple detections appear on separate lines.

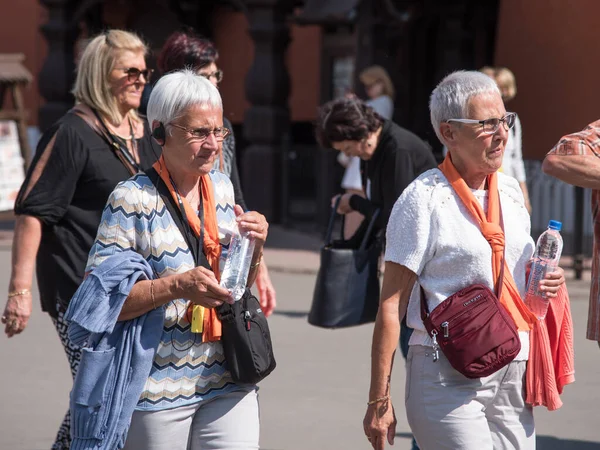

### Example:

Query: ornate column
xmin=38 ymin=0 xmax=80 ymax=131
xmin=242 ymin=0 xmax=292 ymax=223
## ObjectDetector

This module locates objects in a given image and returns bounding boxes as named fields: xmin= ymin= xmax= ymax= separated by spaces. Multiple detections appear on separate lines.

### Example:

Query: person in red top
xmin=543 ymin=120 xmax=600 ymax=347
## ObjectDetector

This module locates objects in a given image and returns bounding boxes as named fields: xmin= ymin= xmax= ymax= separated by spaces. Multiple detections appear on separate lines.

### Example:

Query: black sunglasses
xmin=118 ymin=67 xmax=153 ymax=83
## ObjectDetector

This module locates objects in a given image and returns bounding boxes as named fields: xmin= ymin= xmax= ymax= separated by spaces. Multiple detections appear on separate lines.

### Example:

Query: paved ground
xmin=1 ymin=225 xmax=600 ymax=449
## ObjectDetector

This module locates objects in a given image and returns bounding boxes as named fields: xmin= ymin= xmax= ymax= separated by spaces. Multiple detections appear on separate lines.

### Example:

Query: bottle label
xmin=528 ymin=260 xmax=550 ymax=298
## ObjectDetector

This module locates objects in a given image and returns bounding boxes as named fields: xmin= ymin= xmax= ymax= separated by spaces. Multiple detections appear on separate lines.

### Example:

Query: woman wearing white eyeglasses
xmin=1 ymin=29 xmax=160 ymax=449
xmin=363 ymin=71 xmax=565 ymax=450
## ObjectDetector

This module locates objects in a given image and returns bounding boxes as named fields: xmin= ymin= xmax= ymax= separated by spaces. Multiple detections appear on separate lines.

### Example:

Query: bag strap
xmin=420 ymin=194 xmax=506 ymax=320
xmin=70 ymin=104 xmax=139 ymax=176
xmin=145 ymin=167 xmax=211 ymax=271
xmin=359 ymin=208 xmax=380 ymax=252
xmin=324 ymin=196 xmax=342 ymax=246
xmin=324 ymin=196 xmax=381 ymax=249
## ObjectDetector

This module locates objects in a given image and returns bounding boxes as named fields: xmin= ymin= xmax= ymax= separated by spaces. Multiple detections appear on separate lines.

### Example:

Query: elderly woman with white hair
xmin=362 ymin=71 xmax=565 ymax=450
xmin=80 ymin=69 xmax=267 ymax=449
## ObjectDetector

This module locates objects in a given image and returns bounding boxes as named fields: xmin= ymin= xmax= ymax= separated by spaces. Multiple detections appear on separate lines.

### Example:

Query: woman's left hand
xmin=331 ymin=193 xmax=354 ymax=215
xmin=235 ymin=205 xmax=269 ymax=247
xmin=538 ymin=267 xmax=565 ymax=298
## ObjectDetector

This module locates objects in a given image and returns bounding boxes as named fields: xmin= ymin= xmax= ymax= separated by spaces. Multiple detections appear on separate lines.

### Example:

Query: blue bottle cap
xmin=548 ymin=220 xmax=562 ymax=231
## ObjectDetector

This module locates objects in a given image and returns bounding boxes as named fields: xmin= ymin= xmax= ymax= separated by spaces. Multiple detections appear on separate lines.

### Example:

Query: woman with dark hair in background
xmin=316 ymin=98 xmax=436 ymax=248
xmin=339 ymin=65 xmax=396 ymax=239
xmin=315 ymin=100 xmax=435 ymax=418
xmin=141 ymin=30 xmax=276 ymax=317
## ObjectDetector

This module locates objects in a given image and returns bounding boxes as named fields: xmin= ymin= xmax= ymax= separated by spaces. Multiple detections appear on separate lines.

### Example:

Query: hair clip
xmin=351 ymin=99 xmax=364 ymax=120
xmin=104 ymin=29 xmax=113 ymax=47
xmin=322 ymin=108 xmax=333 ymax=130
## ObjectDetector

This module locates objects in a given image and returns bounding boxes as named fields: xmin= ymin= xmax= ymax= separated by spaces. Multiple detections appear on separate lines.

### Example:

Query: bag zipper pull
xmin=441 ymin=321 xmax=449 ymax=338
xmin=431 ymin=330 xmax=439 ymax=362
xmin=244 ymin=310 xmax=251 ymax=331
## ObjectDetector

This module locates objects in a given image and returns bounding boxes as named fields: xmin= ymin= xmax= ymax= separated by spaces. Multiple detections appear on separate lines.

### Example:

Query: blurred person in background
xmin=317 ymin=98 xmax=434 ymax=450
xmin=316 ymin=98 xmax=435 ymax=247
xmin=316 ymin=98 xmax=435 ymax=336
xmin=494 ymin=67 xmax=531 ymax=214
xmin=340 ymin=66 xmax=396 ymax=239
xmin=143 ymin=29 xmax=276 ymax=317
xmin=1 ymin=30 xmax=160 ymax=449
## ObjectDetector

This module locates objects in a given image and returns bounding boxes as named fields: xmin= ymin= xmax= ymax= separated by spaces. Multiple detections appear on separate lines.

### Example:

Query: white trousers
xmin=405 ymin=345 xmax=535 ymax=450
xmin=123 ymin=387 xmax=260 ymax=450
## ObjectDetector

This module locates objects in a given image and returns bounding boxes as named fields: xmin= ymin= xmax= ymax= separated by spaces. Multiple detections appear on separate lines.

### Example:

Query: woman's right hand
xmin=363 ymin=400 xmax=397 ymax=450
xmin=177 ymin=266 xmax=233 ymax=308
xmin=2 ymin=291 xmax=33 ymax=338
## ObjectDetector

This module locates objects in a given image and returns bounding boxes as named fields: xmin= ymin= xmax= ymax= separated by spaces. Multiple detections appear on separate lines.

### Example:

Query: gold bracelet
xmin=150 ymin=280 xmax=156 ymax=309
xmin=8 ymin=289 xmax=31 ymax=298
xmin=250 ymin=253 xmax=263 ymax=269
xmin=367 ymin=395 xmax=390 ymax=406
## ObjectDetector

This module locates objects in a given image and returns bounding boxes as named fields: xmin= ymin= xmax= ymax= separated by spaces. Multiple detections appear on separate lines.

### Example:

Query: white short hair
xmin=147 ymin=69 xmax=222 ymax=127
xmin=429 ymin=70 xmax=500 ymax=143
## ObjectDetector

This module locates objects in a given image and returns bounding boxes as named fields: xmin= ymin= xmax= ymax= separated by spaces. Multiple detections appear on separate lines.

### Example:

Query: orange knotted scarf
xmin=153 ymin=155 xmax=222 ymax=342
xmin=439 ymin=154 xmax=537 ymax=331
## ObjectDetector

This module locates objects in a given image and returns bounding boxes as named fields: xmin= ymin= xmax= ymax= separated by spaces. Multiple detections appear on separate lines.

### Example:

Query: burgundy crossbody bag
xmin=419 ymin=206 xmax=521 ymax=379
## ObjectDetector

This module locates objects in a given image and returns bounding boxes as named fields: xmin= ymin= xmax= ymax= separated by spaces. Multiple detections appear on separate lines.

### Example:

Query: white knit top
xmin=385 ymin=168 xmax=534 ymax=361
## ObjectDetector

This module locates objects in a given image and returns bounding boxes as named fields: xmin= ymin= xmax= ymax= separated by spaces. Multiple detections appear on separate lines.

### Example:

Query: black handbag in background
xmin=308 ymin=200 xmax=382 ymax=328
xmin=216 ymin=289 xmax=276 ymax=384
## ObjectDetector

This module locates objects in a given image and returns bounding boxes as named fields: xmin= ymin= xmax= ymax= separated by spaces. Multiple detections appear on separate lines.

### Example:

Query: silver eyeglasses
xmin=446 ymin=112 xmax=516 ymax=134
xmin=169 ymin=123 xmax=230 ymax=142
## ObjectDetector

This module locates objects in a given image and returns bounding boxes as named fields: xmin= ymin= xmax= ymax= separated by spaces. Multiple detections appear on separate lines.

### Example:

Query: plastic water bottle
xmin=220 ymin=225 xmax=256 ymax=301
xmin=525 ymin=220 xmax=563 ymax=320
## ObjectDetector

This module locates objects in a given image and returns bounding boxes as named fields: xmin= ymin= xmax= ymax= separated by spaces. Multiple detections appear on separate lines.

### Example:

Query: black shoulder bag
xmin=308 ymin=197 xmax=382 ymax=328
xmin=145 ymin=168 xmax=276 ymax=385
xmin=216 ymin=289 xmax=276 ymax=384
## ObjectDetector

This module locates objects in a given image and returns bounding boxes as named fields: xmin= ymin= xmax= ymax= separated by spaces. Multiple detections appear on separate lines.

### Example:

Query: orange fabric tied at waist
xmin=439 ymin=155 xmax=537 ymax=331
xmin=153 ymin=156 xmax=222 ymax=342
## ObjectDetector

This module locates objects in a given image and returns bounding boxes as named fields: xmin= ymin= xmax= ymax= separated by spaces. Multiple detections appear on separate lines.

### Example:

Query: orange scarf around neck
xmin=439 ymin=154 xmax=536 ymax=331
xmin=153 ymin=155 xmax=222 ymax=342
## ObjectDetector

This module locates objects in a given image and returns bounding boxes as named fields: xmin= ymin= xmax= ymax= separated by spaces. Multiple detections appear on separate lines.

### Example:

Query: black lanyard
xmin=146 ymin=167 xmax=211 ymax=270
xmin=169 ymin=174 xmax=205 ymax=258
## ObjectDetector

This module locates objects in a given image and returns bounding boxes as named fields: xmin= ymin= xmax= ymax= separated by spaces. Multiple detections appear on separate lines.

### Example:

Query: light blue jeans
xmin=124 ymin=387 xmax=259 ymax=450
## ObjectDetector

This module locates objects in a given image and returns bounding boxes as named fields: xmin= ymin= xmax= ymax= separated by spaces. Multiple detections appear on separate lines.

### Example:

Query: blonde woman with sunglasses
xmin=1 ymin=29 xmax=160 ymax=449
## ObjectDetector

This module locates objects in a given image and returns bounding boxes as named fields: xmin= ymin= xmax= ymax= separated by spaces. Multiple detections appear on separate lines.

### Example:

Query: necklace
xmin=112 ymin=133 xmax=133 ymax=141
xmin=109 ymin=117 xmax=140 ymax=164
xmin=184 ymin=183 xmax=201 ymax=209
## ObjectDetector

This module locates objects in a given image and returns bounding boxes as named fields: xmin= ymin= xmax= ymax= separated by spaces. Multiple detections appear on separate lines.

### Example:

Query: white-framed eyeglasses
xmin=446 ymin=112 xmax=516 ymax=134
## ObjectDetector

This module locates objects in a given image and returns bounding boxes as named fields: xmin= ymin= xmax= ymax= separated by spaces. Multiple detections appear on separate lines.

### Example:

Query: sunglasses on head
xmin=119 ymin=67 xmax=153 ymax=83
